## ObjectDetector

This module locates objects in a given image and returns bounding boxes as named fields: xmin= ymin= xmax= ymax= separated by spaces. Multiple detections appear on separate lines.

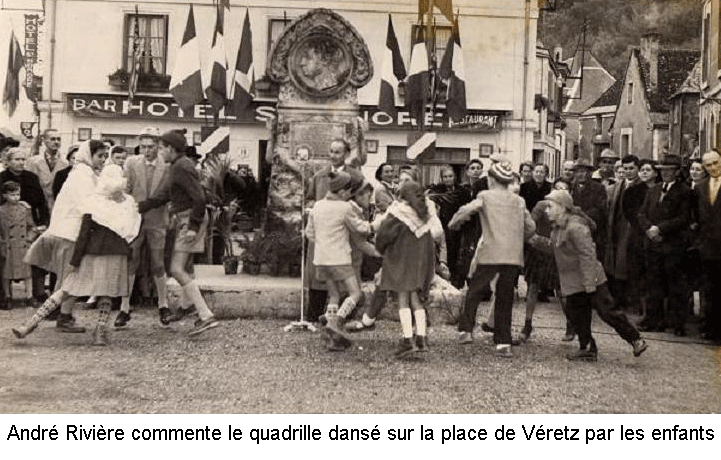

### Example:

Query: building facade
xmin=578 ymin=79 xmax=621 ymax=161
xmin=533 ymin=41 xmax=567 ymax=177
xmin=669 ymin=61 xmax=700 ymax=159
xmin=610 ymin=34 xmax=698 ymax=161
xmin=700 ymin=0 xmax=721 ymax=153
xmin=36 ymin=0 xmax=540 ymax=184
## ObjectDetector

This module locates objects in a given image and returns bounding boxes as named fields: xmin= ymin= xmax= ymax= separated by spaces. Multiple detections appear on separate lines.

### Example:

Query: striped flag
xmin=229 ymin=8 xmax=254 ymax=121
xmin=2 ymin=30 xmax=24 ymax=116
xmin=169 ymin=5 xmax=204 ymax=113
xmin=378 ymin=15 xmax=406 ymax=117
xmin=405 ymin=25 xmax=429 ymax=127
xmin=200 ymin=125 xmax=230 ymax=158
xmin=418 ymin=0 xmax=454 ymax=22
xmin=439 ymin=15 xmax=466 ymax=120
xmin=205 ymin=0 xmax=230 ymax=114
xmin=407 ymin=131 xmax=436 ymax=161
xmin=128 ymin=5 xmax=142 ymax=101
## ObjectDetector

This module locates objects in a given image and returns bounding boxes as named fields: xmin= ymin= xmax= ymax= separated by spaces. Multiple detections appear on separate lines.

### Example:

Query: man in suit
xmin=692 ymin=150 xmax=721 ymax=343
xmin=114 ymin=126 xmax=170 ymax=328
xmin=637 ymin=154 xmax=691 ymax=335
xmin=604 ymin=155 xmax=642 ymax=312
xmin=592 ymin=148 xmax=619 ymax=188
xmin=571 ymin=158 xmax=608 ymax=261
xmin=26 ymin=129 xmax=68 ymax=212
xmin=520 ymin=163 xmax=552 ymax=212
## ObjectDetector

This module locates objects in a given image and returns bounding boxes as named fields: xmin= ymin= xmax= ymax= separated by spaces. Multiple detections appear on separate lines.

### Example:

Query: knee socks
xmin=154 ymin=275 xmax=168 ymax=309
xmin=413 ymin=309 xmax=427 ymax=337
xmin=337 ymin=297 xmax=356 ymax=319
xmin=120 ymin=274 xmax=136 ymax=313
xmin=325 ymin=304 xmax=338 ymax=316
xmin=97 ymin=298 xmax=112 ymax=328
xmin=399 ymin=308 xmax=413 ymax=338
xmin=28 ymin=296 xmax=60 ymax=328
xmin=182 ymin=281 xmax=212 ymax=321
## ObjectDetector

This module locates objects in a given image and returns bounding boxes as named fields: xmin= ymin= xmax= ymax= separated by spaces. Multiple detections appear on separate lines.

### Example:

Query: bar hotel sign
xmin=67 ymin=93 xmax=504 ymax=132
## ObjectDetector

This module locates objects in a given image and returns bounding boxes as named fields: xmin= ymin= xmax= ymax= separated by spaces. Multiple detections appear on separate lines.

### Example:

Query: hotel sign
xmin=67 ymin=93 xmax=504 ymax=132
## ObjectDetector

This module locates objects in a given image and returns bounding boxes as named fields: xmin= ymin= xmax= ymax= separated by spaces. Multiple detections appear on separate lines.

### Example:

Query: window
xmin=411 ymin=24 xmax=452 ymax=64
xmin=594 ymin=115 xmax=602 ymax=135
xmin=124 ymin=14 xmax=168 ymax=75
xmin=620 ymin=128 xmax=633 ymax=156
xmin=703 ymin=8 xmax=710 ymax=84
xmin=673 ymin=102 xmax=680 ymax=125
xmin=627 ymin=82 xmax=633 ymax=105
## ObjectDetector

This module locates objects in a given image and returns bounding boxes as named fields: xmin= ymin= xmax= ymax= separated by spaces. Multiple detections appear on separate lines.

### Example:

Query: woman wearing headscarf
xmin=12 ymin=140 xmax=109 ymax=338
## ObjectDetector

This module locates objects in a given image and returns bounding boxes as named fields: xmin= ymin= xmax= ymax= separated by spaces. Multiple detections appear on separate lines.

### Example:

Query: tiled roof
xmin=589 ymin=79 xmax=623 ymax=109
xmin=563 ymin=48 xmax=616 ymax=114
xmin=636 ymin=48 xmax=700 ymax=113
xmin=671 ymin=60 xmax=701 ymax=98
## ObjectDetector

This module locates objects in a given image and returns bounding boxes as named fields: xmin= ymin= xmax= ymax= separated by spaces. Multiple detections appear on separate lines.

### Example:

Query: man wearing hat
xmin=592 ymin=148 xmax=619 ymax=187
xmin=637 ymin=154 xmax=691 ymax=335
xmin=570 ymin=157 xmax=608 ymax=261
xmin=115 ymin=126 xmax=170 ymax=328
xmin=449 ymin=159 xmax=536 ymax=357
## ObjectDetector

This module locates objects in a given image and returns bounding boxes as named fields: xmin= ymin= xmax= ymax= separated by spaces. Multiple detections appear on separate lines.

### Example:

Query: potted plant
xmin=201 ymin=154 xmax=241 ymax=274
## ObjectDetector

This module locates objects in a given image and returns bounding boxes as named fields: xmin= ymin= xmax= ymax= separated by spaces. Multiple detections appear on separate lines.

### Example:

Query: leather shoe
xmin=566 ymin=348 xmax=598 ymax=361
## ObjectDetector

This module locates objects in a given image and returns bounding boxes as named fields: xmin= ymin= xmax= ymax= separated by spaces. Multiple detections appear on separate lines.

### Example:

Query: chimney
xmin=553 ymin=46 xmax=563 ymax=63
xmin=640 ymin=32 xmax=661 ymax=92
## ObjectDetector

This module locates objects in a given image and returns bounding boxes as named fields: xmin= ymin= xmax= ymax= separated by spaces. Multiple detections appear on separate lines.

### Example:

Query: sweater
xmin=139 ymin=155 xmax=206 ymax=232
xmin=306 ymin=197 xmax=371 ymax=266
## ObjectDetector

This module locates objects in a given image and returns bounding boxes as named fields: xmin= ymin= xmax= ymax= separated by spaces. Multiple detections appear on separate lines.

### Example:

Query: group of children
xmin=307 ymin=149 xmax=649 ymax=361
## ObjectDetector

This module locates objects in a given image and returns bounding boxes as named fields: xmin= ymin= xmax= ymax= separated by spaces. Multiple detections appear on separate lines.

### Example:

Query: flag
xmin=169 ymin=5 xmax=204 ymax=113
xmin=200 ymin=125 xmax=230 ymax=158
xmin=205 ymin=0 xmax=230 ymax=114
xmin=439 ymin=16 xmax=466 ymax=120
xmin=2 ymin=30 xmax=24 ymax=116
xmin=378 ymin=15 xmax=406 ymax=117
xmin=418 ymin=0 xmax=454 ymax=22
xmin=407 ymin=131 xmax=436 ymax=161
xmin=406 ymin=25 xmax=429 ymax=127
xmin=229 ymin=8 xmax=254 ymax=120
xmin=128 ymin=5 xmax=142 ymax=101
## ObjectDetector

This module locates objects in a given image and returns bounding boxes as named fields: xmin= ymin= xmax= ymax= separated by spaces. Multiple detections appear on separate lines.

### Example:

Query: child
xmin=529 ymin=189 xmax=648 ymax=361
xmin=306 ymin=170 xmax=372 ymax=351
xmin=109 ymin=146 xmax=128 ymax=169
xmin=0 ymin=181 xmax=41 ymax=307
xmin=60 ymin=164 xmax=141 ymax=345
xmin=138 ymin=129 xmax=218 ymax=336
xmin=375 ymin=180 xmax=437 ymax=358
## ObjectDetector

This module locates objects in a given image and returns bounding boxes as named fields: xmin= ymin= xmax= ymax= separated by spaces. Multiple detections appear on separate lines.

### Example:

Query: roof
xmin=589 ymin=79 xmax=623 ymax=110
xmin=671 ymin=60 xmax=701 ymax=98
xmin=635 ymin=48 xmax=700 ymax=113
xmin=563 ymin=47 xmax=616 ymax=114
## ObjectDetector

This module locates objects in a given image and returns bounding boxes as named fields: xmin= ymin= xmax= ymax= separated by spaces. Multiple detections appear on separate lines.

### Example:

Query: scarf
xmin=387 ymin=200 xmax=444 ymax=240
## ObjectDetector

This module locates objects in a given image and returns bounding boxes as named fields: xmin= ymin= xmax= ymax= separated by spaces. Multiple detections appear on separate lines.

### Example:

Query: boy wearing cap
xmin=530 ymin=189 xmax=647 ymax=361
xmin=449 ymin=159 xmax=536 ymax=357
xmin=306 ymin=170 xmax=373 ymax=351
xmin=115 ymin=126 xmax=170 ymax=328
xmin=138 ymin=129 xmax=218 ymax=336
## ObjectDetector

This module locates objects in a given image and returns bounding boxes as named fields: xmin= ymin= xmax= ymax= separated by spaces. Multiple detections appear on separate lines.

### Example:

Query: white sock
xmin=182 ymin=281 xmax=212 ymax=321
xmin=154 ymin=275 xmax=168 ymax=309
xmin=399 ymin=308 xmax=413 ymax=338
xmin=120 ymin=274 xmax=136 ymax=313
xmin=361 ymin=313 xmax=375 ymax=327
xmin=325 ymin=304 xmax=339 ymax=316
xmin=414 ymin=309 xmax=427 ymax=337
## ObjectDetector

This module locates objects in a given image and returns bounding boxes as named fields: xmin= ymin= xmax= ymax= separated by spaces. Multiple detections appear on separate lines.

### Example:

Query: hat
xmin=66 ymin=144 xmax=80 ymax=161
xmin=327 ymin=171 xmax=351 ymax=193
xmin=347 ymin=168 xmax=368 ymax=195
xmin=545 ymin=189 xmax=574 ymax=210
xmin=488 ymin=160 xmax=514 ymax=184
xmin=657 ymin=154 xmax=682 ymax=169
xmin=159 ymin=129 xmax=187 ymax=152
xmin=489 ymin=152 xmax=508 ymax=164
xmin=138 ymin=126 xmax=160 ymax=139
xmin=599 ymin=148 xmax=619 ymax=160
xmin=573 ymin=158 xmax=595 ymax=169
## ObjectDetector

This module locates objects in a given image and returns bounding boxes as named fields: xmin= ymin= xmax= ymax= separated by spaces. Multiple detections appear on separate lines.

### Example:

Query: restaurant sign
xmin=67 ymin=93 xmax=504 ymax=132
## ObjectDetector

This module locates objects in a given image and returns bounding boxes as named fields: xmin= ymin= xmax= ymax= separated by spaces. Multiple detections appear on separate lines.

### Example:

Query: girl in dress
xmin=0 ymin=181 xmax=41 ymax=307
xmin=375 ymin=180 xmax=439 ymax=358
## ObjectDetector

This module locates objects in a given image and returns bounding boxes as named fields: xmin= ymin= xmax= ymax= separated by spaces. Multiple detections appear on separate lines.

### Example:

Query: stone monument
xmin=243 ymin=8 xmax=373 ymax=275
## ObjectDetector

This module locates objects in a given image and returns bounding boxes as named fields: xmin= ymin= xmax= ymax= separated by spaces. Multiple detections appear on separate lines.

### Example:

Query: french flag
xmin=169 ymin=5 xmax=203 ymax=114
xmin=229 ymin=8 xmax=254 ymax=121
xmin=405 ymin=25 xmax=429 ymax=127
xmin=205 ymin=0 xmax=229 ymax=114
xmin=439 ymin=15 xmax=466 ymax=120
xmin=378 ymin=15 xmax=406 ymax=117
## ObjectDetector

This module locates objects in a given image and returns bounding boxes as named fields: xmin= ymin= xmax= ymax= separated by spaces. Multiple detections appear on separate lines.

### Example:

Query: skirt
xmin=172 ymin=209 xmax=208 ymax=254
xmin=316 ymin=264 xmax=355 ymax=282
xmin=61 ymin=254 xmax=129 ymax=297
xmin=23 ymin=234 xmax=75 ymax=285
xmin=523 ymin=244 xmax=560 ymax=291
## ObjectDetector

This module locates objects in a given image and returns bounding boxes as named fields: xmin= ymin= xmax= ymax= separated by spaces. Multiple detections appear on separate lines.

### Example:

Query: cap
xmin=327 ymin=171 xmax=352 ymax=193
xmin=488 ymin=161 xmax=514 ymax=184
xmin=159 ymin=129 xmax=187 ymax=152
xmin=545 ymin=189 xmax=574 ymax=210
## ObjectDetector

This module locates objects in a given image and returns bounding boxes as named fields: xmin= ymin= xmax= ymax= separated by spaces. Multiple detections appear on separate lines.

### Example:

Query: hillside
xmin=540 ymin=0 xmax=703 ymax=78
